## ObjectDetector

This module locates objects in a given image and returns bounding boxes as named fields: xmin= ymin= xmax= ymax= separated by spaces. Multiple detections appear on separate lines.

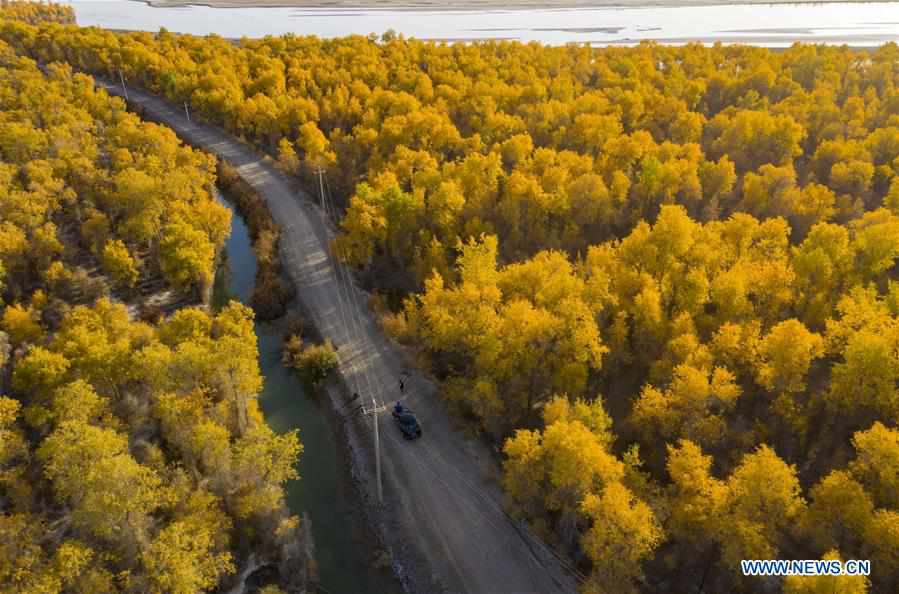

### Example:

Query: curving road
xmin=93 ymin=77 xmax=578 ymax=594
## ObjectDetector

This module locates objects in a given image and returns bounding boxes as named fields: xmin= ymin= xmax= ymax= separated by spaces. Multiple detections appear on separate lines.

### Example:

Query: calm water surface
xmin=216 ymin=195 xmax=402 ymax=594
xmin=65 ymin=0 xmax=899 ymax=46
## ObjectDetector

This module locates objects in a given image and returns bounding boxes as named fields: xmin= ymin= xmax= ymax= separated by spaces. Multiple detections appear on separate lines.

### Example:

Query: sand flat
xmin=140 ymin=0 xmax=899 ymax=10
xmin=603 ymin=32 xmax=899 ymax=44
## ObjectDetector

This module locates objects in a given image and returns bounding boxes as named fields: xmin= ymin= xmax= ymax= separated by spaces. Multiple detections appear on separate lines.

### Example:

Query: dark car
xmin=392 ymin=407 xmax=422 ymax=439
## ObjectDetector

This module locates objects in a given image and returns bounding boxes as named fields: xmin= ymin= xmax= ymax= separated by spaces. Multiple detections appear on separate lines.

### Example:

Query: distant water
xmin=64 ymin=0 xmax=899 ymax=46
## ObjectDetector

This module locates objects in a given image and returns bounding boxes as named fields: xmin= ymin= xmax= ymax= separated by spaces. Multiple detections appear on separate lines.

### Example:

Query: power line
xmin=317 ymin=167 xmax=380 ymax=404
xmin=318 ymin=168 xmax=388 ymax=408
xmin=315 ymin=166 xmax=384 ymax=503
xmin=317 ymin=168 xmax=384 ymax=506
xmin=314 ymin=168 xmax=358 ymax=394
xmin=321 ymin=171 xmax=390 ymax=403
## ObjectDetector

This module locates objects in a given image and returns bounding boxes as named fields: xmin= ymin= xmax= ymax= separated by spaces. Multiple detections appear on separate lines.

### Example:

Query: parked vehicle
xmin=392 ymin=404 xmax=422 ymax=439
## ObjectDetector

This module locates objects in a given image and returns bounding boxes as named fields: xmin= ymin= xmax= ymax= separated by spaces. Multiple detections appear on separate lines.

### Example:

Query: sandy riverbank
xmin=603 ymin=32 xmax=899 ymax=44
xmin=140 ymin=0 xmax=899 ymax=10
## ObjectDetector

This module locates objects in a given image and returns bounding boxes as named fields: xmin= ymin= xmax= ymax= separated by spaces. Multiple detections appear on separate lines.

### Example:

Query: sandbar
xmin=138 ymin=0 xmax=899 ymax=11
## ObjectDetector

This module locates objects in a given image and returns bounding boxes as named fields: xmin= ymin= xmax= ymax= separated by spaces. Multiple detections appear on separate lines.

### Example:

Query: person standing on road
xmin=399 ymin=377 xmax=405 ymax=394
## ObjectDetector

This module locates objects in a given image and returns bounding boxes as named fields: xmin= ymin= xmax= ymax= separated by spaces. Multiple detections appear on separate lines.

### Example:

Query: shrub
xmin=285 ymin=313 xmax=305 ymax=338
xmin=281 ymin=334 xmax=304 ymax=369
xmin=294 ymin=340 xmax=337 ymax=386
xmin=252 ymin=273 xmax=294 ymax=321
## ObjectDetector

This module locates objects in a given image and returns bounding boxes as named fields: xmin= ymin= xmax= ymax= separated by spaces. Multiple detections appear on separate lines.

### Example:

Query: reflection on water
xmin=216 ymin=195 xmax=402 ymax=594
xmin=65 ymin=0 xmax=899 ymax=46
xmin=216 ymin=190 xmax=255 ymax=305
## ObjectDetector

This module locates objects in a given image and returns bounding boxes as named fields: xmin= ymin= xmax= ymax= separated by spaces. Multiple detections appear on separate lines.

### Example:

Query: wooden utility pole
xmin=373 ymin=404 xmax=382 ymax=502
xmin=317 ymin=167 xmax=326 ymax=213
xmin=118 ymin=67 xmax=128 ymax=101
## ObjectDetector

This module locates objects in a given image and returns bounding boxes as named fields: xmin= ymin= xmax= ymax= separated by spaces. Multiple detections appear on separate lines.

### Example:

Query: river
xmin=64 ymin=0 xmax=899 ymax=46
xmin=214 ymin=194 xmax=403 ymax=594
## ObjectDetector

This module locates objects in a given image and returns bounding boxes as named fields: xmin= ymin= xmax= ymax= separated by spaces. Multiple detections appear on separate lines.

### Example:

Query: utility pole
xmin=361 ymin=400 xmax=384 ymax=503
xmin=373 ymin=403 xmax=382 ymax=503
xmin=317 ymin=167 xmax=326 ymax=213
xmin=184 ymin=101 xmax=191 ymax=122
xmin=117 ymin=67 xmax=128 ymax=101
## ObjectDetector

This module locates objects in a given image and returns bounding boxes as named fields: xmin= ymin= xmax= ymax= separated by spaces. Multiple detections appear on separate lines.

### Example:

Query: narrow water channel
xmin=214 ymin=193 xmax=403 ymax=594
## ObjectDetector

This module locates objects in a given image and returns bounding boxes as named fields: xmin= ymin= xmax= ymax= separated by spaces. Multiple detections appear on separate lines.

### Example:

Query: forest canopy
xmin=0 ymin=34 xmax=302 ymax=594
xmin=0 ymin=1 xmax=73 ymax=25
xmin=2 ymin=10 xmax=899 ymax=594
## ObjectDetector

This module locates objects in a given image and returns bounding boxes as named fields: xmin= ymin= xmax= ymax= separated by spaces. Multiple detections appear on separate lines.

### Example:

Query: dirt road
xmin=93 ymin=77 xmax=578 ymax=594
